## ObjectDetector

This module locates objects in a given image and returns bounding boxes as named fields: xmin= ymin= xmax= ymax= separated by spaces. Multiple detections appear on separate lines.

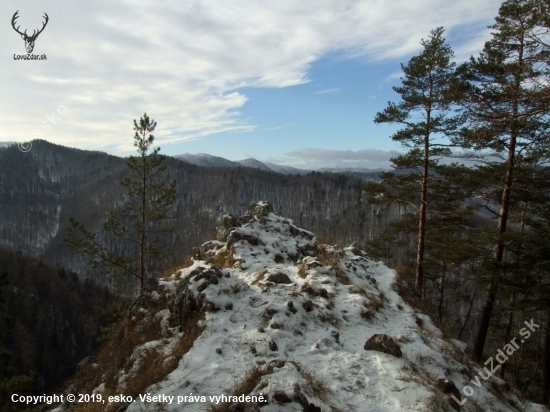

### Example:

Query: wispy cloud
xmin=275 ymin=147 xmax=401 ymax=169
xmin=258 ymin=124 xmax=295 ymax=132
xmin=313 ymin=88 xmax=341 ymax=95
xmin=1 ymin=0 xmax=502 ymax=153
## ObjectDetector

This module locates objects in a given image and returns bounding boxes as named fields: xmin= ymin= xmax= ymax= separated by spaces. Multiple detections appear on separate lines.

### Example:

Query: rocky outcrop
xmin=266 ymin=272 xmax=292 ymax=284
xmin=62 ymin=201 xmax=540 ymax=412
xmin=363 ymin=334 xmax=402 ymax=358
xmin=216 ymin=213 xmax=242 ymax=241
xmin=436 ymin=378 xmax=461 ymax=410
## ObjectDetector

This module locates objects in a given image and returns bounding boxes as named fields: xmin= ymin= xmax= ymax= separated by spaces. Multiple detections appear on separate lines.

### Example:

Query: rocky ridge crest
xmin=62 ymin=201 xmax=545 ymax=412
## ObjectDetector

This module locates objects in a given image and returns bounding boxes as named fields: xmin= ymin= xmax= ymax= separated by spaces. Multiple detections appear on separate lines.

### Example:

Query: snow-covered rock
xmin=58 ymin=201 xmax=548 ymax=412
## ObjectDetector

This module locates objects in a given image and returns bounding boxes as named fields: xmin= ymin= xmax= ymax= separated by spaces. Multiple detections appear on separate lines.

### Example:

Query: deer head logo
xmin=11 ymin=11 xmax=49 ymax=54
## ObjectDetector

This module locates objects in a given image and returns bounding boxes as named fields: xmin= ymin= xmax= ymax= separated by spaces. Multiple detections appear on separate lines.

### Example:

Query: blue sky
xmin=169 ymin=55 xmax=408 ymax=169
xmin=1 ymin=0 xmax=502 ymax=169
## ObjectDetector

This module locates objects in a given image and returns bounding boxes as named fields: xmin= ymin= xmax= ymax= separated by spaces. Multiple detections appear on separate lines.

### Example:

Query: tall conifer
xmin=67 ymin=114 xmax=177 ymax=292
xmin=365 ymin=27 xmax=462 ymax=298
xmin=454 ymin=0 xmax=550 ymax=362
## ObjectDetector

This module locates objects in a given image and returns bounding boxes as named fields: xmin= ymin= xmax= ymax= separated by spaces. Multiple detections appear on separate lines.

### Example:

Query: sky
xmin=1 ymin=0 xmax=503 ymax=170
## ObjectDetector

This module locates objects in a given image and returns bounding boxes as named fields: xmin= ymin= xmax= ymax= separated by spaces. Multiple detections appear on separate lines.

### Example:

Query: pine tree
xmin=364 ymin=27 xmax=463 ymax=298
xmin=454 ymin=0 xmax=550 ymax=362
xmin=67 ymin=114 xmax=177 ymax=292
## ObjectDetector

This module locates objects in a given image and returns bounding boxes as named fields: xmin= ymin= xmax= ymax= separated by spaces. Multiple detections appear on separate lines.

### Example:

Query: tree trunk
xmin=437 ymin=267 xmax=446 ymax=322
xmin=457 ymin=282 xmax=477 ymax=340
xmin=500 ymin=293 xmax=516 ymax=378
xmin=542 ymin=312 xmax=550 ymax=404
xmin=472 ymin=115 xmax=517 ymax=362
xmin=140 ymin=154 xmax=146 ymax=291
xmin=414 ymin=121 xmax=430 ymax=298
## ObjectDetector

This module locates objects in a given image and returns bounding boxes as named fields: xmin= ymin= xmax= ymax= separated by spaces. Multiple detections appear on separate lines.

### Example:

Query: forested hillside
xmin=0 ymin=140 xmax=404 ymax=285
xmin=0 ymin=245 xmax=120 ymax=399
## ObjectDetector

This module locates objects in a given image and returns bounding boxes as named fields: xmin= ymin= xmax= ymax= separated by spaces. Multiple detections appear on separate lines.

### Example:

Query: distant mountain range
xmin=172 ymin=152 xmax=385 ymax=177
xmin=172 ymin=153 xmax=311 ymax=174
xmin=0 ymin=141 xmax=386 ymax=177
xmin=0 ymin=139 xmax=397 ymax=284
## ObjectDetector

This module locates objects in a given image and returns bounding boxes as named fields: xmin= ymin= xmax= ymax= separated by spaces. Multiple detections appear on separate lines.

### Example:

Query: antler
xmin=11 ymin=11 xmax=27 ymax=37
xmin=11 ymin=11 xmax=49 ymax=40
xmin=28 ymin=13 xmax=49 ymax=40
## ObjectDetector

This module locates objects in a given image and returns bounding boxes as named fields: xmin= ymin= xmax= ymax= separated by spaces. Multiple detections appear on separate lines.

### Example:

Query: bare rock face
xmin=273 ymin=390 xmax=292 ymax=403
xmin=227 ymin=231 xmax=263 ymax=248
xmin=76 ymin=356 xmax=96 ymax=372
xmin=302 ymin=300 xmax=314 ymax=312
xmin=216 ymin=213 xmax=242 ymax=241
xmin=266 ymin=272 xmax=292 ymax=284
xmin=294 ymin=384 xmax=321 ymax=412
xmin=269 ymin=340 xmax=278 ymax=351
xmin=364 ymin=334 xmax=402 ymax=358
xmin=244 ymin=201 xmax=273 ymax=219
xmin=436 ymin=378 xmax=461 ymax=410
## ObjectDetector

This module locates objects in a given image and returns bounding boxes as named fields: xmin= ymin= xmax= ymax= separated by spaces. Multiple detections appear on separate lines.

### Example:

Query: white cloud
xmin=1 ymin=0 xmax=502 ymax=153
xmin=276 ymin=147 xmax=401 ymax=169
xmin=313 ymin=88 xmax=341 ymax=95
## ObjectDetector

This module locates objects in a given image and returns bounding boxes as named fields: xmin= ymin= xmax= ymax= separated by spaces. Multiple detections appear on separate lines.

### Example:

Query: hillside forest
xmin=1 ymin=0 xmax=550 ymax=408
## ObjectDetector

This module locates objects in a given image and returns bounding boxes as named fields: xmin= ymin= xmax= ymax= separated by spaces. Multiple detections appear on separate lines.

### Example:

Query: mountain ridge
xmin=0 ymin=139 xmax=398 ymax=288
xmin=172 ymin=152 xmax=385 ymax=177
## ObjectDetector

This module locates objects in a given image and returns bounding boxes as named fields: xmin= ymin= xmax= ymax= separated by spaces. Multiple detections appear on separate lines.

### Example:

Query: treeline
xmin=364 ymin=0 xmax=550 ymax=404
xmin=0 ymin=140 xmax=405 ymax=285
xmin=0 ymin=245 xmax=123 ymax=408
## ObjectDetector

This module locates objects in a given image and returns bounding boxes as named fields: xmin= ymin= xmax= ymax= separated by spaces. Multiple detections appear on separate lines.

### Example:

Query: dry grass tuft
xmin=206 ymin=365 xmax=273 ymax=412
xmin=251 ymin=271 xmax=267 ymax=286
xmin=368 ymin=294 xmax=384 ymax=312
xmin=289 ymin=361 xmax=334 ymax=403
xmin=316 ymin=244 xmax=344 ymax=267
xmin=333 ymin=267 xmax=350 ymax=285
xmin=73 ymin=311 xmax=205 ymax=412
xmin=397 ymin=357 xmax=438 ymax=392
xmin=424 ymin=393 xmax=452 ymax=412
xmin=161 ymin=256 xmax=194 ymax=278
xmin=211 ymin=249 xmax=236 ymax=268
xmin=361 ymin=309 xmax=376 ymax=321
xmin=297 ymin=260 xmax=308 ymax=279
xmin=318 ymin=311 xmax=340 ymax=327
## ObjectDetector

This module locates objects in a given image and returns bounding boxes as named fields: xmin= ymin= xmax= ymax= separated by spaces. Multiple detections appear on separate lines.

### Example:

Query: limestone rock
xmin=364 ymin=334 xmax=402 ymax=358
xmin=266 ymin=272 xmax=292 ymax=284
xmin=436 ymin=378 xmax=461 ymax=410
xmin=273 ymin=390 xmax=292 ymax=403
xmin=215 ymin=213 xmax=243 ymax=242
xmin=302 ymin=300 xmax=314 ymax=312
xmin=244 ymin=201 xmax=273 ymax=219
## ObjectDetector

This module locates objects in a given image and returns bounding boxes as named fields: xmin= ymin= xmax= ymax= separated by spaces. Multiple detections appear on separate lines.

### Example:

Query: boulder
xmin=302 ymin=300 xmax=314 ymax=312
xmin=293 ymin=384 xmax=321 ymax=412
xmin=269 ymin=340 xmax=278 ymax=351
xmin=244 ymin=201 xmax=273 ymax=219
xmin=216 ymin=213 xmax=242 ymax=242
xmin=76 ymin=356 xmax=96 ymax=372
xmin=273 ymin=390 xmax=292 ymax=403
xmin=266 ymin=273 xmax=292 ymax=284
xmin=194 ymin=240 xmax=224 ymax=260
xmin=227 ymin=231 xmax=263 ymax=248
xmin=364 ymin=334 xmax=402 ymax=358
xmin=436 ymin=378 xmax=461 ymax=410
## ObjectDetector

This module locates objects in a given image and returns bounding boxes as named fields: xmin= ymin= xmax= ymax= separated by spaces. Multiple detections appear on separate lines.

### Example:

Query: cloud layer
xmin=279 ymin=148 xmax=399 ymax=169
xmin=1 ymin=0 xmax=501 ymax=152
